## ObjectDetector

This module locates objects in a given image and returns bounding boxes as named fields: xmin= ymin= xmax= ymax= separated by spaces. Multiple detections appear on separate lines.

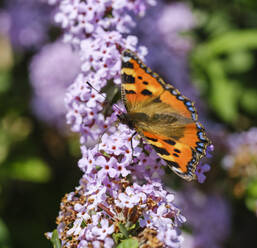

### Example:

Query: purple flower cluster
xmin=222 ymin=127 xmax=257 ymax=197
xmin=2 ymin=0 xmax=52 ymax=51
xmin=157 ymin=2 xmax=196 ymax=53
xmin=65 ymin=115 xmax=186 ymax=246
xmin=51 ymin=175 xmax=185 ymax=247
xmin=50 ymin=0 xmax=153 ymax=143
xmin=177 ymin=188 xmax=231 ymax=248
xmin=30 ymin=41 xmax=80 ymax=130
xmin=49 ymin=123 xmax=185 ymax=247
xmin=222 ymin=127 xmax=257 ymax=173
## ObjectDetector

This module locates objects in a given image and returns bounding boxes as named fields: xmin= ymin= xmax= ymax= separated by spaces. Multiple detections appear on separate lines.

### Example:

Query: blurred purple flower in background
xmin=177 ymin=188 xmax=231 ymax=248
xmin=2 ymin=0 xmax=51 ymax=51
xmin=223 ymin=127 xmax=257 ymax=162
xmin=0 ymin=11 xmax=10 ymax=36
xmin=30 ymin=41 xmax=81 ymax=130
xmin=222 ymin=127 xmax=257 ymax=198
xmin=158 ymin=2 xmax=196 ymax=53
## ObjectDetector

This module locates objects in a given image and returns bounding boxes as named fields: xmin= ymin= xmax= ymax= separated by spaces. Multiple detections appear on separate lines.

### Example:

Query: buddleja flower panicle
xmin=46 ymin=0 xmax=196 ymax=247
xmin=54 ymin=175 xmax=185 ymax=248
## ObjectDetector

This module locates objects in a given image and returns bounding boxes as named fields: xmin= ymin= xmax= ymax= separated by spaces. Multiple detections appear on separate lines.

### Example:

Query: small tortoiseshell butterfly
xmin=118 ymin=49 xmax=211 ymax=181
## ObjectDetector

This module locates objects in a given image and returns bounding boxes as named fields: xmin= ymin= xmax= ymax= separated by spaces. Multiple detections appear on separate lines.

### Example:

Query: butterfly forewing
xmin=121 ymin=49 xmax=210 ymax=181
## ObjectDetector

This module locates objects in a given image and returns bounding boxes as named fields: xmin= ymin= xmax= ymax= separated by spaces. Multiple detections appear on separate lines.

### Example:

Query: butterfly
xmin=118 ymin=49 xmax=211 ymax=181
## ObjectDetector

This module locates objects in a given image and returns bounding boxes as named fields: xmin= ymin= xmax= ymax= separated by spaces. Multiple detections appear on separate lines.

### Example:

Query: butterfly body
xmin=120 ymin=49 xmax=210 ymax=181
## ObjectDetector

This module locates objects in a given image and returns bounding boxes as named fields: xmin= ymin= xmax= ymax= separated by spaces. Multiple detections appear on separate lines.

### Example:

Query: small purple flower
xmin=206 ymin=144 xmax=214 ymax=158
xmin=91 ymin=219 xmax=114 ymax=240
xmin=196 ymin=163 xmax=211 ymax=183
xmin=96 ymin=156 xmax=118 ymax=178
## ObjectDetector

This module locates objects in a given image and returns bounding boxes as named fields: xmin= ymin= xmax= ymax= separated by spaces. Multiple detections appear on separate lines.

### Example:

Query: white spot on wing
xmin=122 ymin=56 xmax=131 ymax=62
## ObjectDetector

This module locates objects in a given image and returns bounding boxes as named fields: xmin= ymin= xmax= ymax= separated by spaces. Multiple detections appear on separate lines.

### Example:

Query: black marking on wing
xmin=122 ymin=73 xmax=135 ymax=84
xmin=166 ymin=160 xmax=179 ymax=168
xmin=163 ymin=139 xmax=176 ymax=146
xmin=174 ymin=149 xmax=181 ymax=153
xmin=138 ymin=76 xmax=142 ymax=80
xmin=122 ymin=61 xmax=134 ymax=68
xmin=173 ymin=153 xmax=179 ymax=157
xmin=141 ymin=89 xmax=152 ymax=96
xmin=152 ymin=145 xmax=170 ymax=156
xmin=145 ymin=137 xmax=158 ymax=142
xmin=143 ymin=81 xmax=149 ymax=85
xmin=125 ymin=90 xmax=136 ymax=94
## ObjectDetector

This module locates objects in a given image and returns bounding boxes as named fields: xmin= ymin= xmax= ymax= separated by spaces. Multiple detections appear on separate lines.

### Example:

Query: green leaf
xmin=118 ymin=223 xmax=129 ymax=238
xmin=113 ymin=233 xmax=124 ymax=244
xmin=0 ymin=218 xmax=10 ymax=248
xmin=0 ymin=71 xmax=11 ymax=93
xmin=194 ymin=30 xmax=257 ymax=61
xmin=241 ymin=90 xmax=257 ymax=115
xmin=247 ymin=179 xmax=257 ymax=197
xmin=207 ymin=60 xmax=240 ymax=123
xmin=127 ymin=223 xmax=136 ymax=231
xmin=245 ymin=179 xmax=257 ymax=212
xmin=224 ymin=51 xmax=254 ymax=73
xmin=117 ymin=238 xmax=138 ymax=248
xmin=50 ymin=230 xmax=61 ymax=248
xmin=5 ymin=157 xmax=51 ymax=183
xmin=205 ymin=12 xmax=233 ymax=37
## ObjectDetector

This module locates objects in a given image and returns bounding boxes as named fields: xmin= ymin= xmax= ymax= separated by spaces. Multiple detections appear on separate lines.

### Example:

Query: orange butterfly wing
xmin=121 ymin=49 xmax=210 ymax=181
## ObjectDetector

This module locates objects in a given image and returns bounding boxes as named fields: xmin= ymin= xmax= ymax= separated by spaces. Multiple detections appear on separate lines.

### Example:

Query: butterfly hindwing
xmin=121 ymin=49 xmax=210 ymax=181
xmin=141 ymin=130 xmax=198 ymax=180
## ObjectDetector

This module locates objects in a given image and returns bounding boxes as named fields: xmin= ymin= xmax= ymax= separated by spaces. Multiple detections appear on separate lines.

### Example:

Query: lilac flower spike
xmin=58 ymin=0 xmax=151 ymax=143
xmin=42 ymin=0 xmax=217 ymax=247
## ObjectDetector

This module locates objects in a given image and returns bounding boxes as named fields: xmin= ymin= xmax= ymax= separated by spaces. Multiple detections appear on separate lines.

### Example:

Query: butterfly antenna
xmin=86 ymin=82 xmax=123 ymax=113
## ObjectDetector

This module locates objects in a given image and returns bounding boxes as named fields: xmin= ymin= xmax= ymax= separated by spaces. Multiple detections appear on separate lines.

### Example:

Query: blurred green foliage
xmin=116 ymin=239 xmax=138 ymax=248
xmin=191 ymin=30 xmax=257 ymax=124
xmin=0 ymin=27 xmax=81 ymax=248
xmin=246 ymin=179 xmax=257 ymax=212
xmin=50 ymin=230 xmax=61 ymax=248
xmin=188 ymin=0 xmax=257 ymax=221
xmin=0 ymin=218 xmax=10 ymax=248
